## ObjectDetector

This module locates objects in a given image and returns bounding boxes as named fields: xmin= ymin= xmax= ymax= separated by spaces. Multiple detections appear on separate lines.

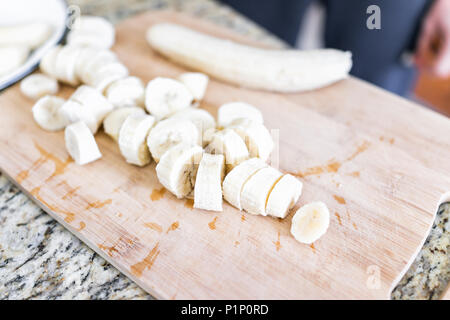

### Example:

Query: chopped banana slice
xmin=59 ymin=99 xmax=99 ymax=134
xmin=20 ymin=74 xmax=59 ymax=100
xmin=118 ymin=113 xmax=156 ymax=166
xmin=170 ymin=107 xmax=215 ymax=143
xmin=266 ymin=174 xmax=303 ymax=218
xmin=32 ymin=96 xmax=69 ymax=131
xmin=177 ymin=72 xmax=209 ymax=101
xmin=39 ymin=45 xmax=61 ymax=77
xmin=291 ymin=202 xmax=330 ymax=244
xmin=156 ymin=143 xmax=203 ymax=198
xmin=54 ymin=45 xmax=82 ymax=85
xmin=222 ymin=158 xmax=267 ymax=210
xmin=65 ymin=121 xmax=102 ymax=165
xmin=106 ymin=76 xmax=145 ymax=108
xmin=67 ymin=16 xmax=115 ymax=49
xmin=217 ymin=102 xmax=263 ymax=128
xmin=103 ymin=106 xmax=145 ymax=141
xmin=194 ymin=153 xmax=225 ymax=212
xmin=69 ymin=85 xmax=114 ymax=123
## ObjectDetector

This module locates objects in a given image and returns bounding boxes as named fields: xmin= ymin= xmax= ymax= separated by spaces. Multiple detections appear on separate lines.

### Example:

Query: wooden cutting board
xmin=0 ymin=11 xmax=449 ymax=299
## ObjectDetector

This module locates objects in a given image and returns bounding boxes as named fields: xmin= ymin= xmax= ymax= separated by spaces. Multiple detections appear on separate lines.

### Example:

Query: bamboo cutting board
xmin=0 ymin=11 xmax=449 ymax=299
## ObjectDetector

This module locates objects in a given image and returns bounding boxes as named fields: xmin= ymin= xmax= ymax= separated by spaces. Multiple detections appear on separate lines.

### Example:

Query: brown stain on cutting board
xmin=130 ymin=243 xmax=160 ymax=277
xmin=150 ymin=187 xmax=166 ymax=201
xmin=62 ymin=186 xmax=80 ymax=200
xmin=98 ymin=244 xmax=119 ymax=257
xmin=326 ymin=161 xmax=341 ymax=173
xmin=144 ymin=222 xmax=163 ymax=233
xmin=77 ymin=221 xmax=86 ymax=231
xmin=348 ymin=171 xmax=360 ymax=177
xmin=335 ymin=212 xmax=342 ymax=225
xmin=346 ymin=141 xmax=370 ymax=161
xmin=241 ymin=214 xmax=246 ymax=222
xmin=333 ymin=195 xmax=346 ymax=205
xmin=30 ymin=186 xmax=75 ymax=223
xmin=234 ymin=241 xmax=240 ymax=247
xmin=208 ymin=217 xmax=218 ymax=230
xmin=273 ymin=232 xmax=281 ymax=251
xmin=184 ymin=199 xmax=194 ymax=209
xmin=310 ymin=243 xmax=316 ymax=253
xmin=353 ymin=222 xmax=358 ymax=230
xmin=85 ymin=199 xmax=112 ymax=210
xmin=166 ymin=221 xmax=179 ymax=233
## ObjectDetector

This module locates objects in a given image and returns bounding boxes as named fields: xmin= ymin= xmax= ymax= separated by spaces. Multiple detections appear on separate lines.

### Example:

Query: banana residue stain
xmin=273 ymin=232 xmax=281 ymax=251
xmin=62 ymin=186 xmax=80 ymax=200
xmin=234 ymin=241 xmax=240 ymax=247
xmin=85 ymin=199 xmax=112 ymax=209
xmin=353 ymin=222 xmax=358 ymax=230
xmin=348 ymin=171 xmax=360 ymax=177
xmin=150 ymin=187 xmax=166 ymax=201
xmin=310 ymin=243 xmax=316 ymax=253
xmin=130 ymin=243 xmax=160 ymax=277
xmin=333 ymin=195 xmax=346 ymax=204
xmin=166 ymin=221 xmax=179 ymax=233
xmin=144 ymin=222 xmax=163 ymax=233
xmin=241 ymin=214 xmax=246 ymax=222
xmin=389 ymin=138 xmax=395 ymax=144
xmin=16 ymin=170 xmax=29 ymax=184
xmin=208 ymin=216 xmax=218 ymax=230
xmin=335 ymin=212 xmax=342 ymax=225
xmin=31 ymin=186 xmax=75 ymax=223
xmin=346 ymin=140 xmax=370 ymax=161
xmin=77 ymin=221 xmax=86 ymax=231
xmin=117 ymin=212 xmax=123 ymax=217
xmin=326 ymin=161 xmax=341 ymax=173
xmin=295 ymin=160 xmax=341 ymax=178
xmin=184 ymin=199 xmax=194 ymax=209
xmin=98 ymin=244 xmax=119 ymax=257
xmin=295 ymin=166 xmax=324 ymax=178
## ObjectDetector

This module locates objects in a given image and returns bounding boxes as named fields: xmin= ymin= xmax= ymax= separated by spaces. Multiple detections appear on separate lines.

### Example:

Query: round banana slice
xmin=205 ymin=129 xmax=249 ymax=172
xmin=105 ymin=76 xmax=145 ymax=108
xmin=20 ymin=74 xmax=59 ymax=100
xmin=40 ymin=45 xmax=61 ymax=77
xmin=266 ymin=174 xmax=303 ymax=218
xmin=91 ymin=62 xmax=129 ymax=93
xmin=147 ymin=118 xmax=199 ymax=163
xmin=67 ymin=16 xmax=115 ymax=49
xmin=32 ymin=96 xmax=69 ymax=131
xmin=194 ymin=153 xmax=225 ymax=212
xmin=59 ymin=99 xmax=100 ymax=134
xmin=217 ymin=102 xmax=263 ymax=128
xmin=290 ymin=202 xmax=330 ymax=244
xmin=240 ymin=166 xmax=283 ymax=216
xmin=103 ymin=106 xmax=145 ymax=141
xmin=177 ymin=72 xmax=209 ymax=101
xmin=0 ymin=45 xmax=30 ymax=76
xmin=77 ymin=49 xmax=118 ymax=84
xmin=170 ymin=107 xmax=215 ymax=142
xmin=145 ymin=77 xmax=193 ymax=120
xmin=118 ymin=114 xmax=156 ymax=166
xmin=222 ymin=158 xmax=267 ymax=210
xmin=70 ymin=85 xmax=114 ymax=123
xmin=229 ymin=118 xmax=274 ymax=162
xmin=156 ymin=143 xmax=203 ymax=199
xmin=65 ymin=121 xmax=102 ymax=165
xmin=54 ymin=45 xmax=82 ymax=85
xmin=0 ymin=22 xmax=52 ymax=49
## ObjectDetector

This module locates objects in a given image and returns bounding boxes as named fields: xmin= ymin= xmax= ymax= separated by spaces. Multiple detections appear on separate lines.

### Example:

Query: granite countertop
xmin=0 ymin=0 xmax=448 ymax=300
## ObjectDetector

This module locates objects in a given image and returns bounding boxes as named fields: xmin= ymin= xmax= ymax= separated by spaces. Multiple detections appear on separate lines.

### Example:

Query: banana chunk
xmin=32 ymin=96 xmax=69 ymax=131
xmin=40 ymin=46 xmax=61 ymax=77
xmin=229 ymin=118 xmax=273 ymax=162
xmin=76 ymin=48 xmax=117 ymax=84
xmin=59 ymin=99 xmax=99 ymax=134
xmin=54 ymin=45 xmax=82 ymax=85
xmin=156 ymin=143 xmax=203 ymax=198
xmin=147 ymin=118 xmax=199 ymax=163
xmin=170 ymin=107 xmax=215 ymax=142
xmin=177 ymin=72 xmax=209 ymax=101
xmin=103 ymin=106 xmax=145 ymax=141
xmin=205 ymin=129 xmax=249 ymax=172
xmin=217 ymin=102 xmax=263 ymax=128
xmin=240 ymin=167 xmax=282 ymax=216
xmin=69 ymin=85 xmax=114 ymax=123
xmin=106 ymin=76 xmax=145 ymax=108
xmin=145 ymin=77 xmax=193 ymax=120
xmin=291 ymin=202 xmax=330 ymax=244
xmin=118 ymin=114 xmax=156 ymax=166
xmin=65 ymin=121 xmax=102 ymax=165
xmin=194 ymin=153 xmax=225 ymax=212
xmin=223 ymin=158 xmax=267 ymax=210
xmin=0 ymin=46 xmax=30 ymax=76
xmin=20 ymin=74 xmax=59 ymax=100
xmin=90 ymin=62 xmax=129 ymax=93
xmin=266 ymin=174 xmax=303 ymax=218
xmin=0 ymin=22 xmax=52 ymax=49
xmin=67 ymin=16 xmax=115 ymax=49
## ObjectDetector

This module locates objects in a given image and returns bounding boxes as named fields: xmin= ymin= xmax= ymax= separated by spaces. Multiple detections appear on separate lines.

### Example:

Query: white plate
xmin=0 ymin=0 xmax=68 ymax=90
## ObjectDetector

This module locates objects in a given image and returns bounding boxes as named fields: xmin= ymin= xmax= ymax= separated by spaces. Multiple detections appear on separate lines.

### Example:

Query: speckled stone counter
xmin=0 ymin=0 xmax=448 ymax=300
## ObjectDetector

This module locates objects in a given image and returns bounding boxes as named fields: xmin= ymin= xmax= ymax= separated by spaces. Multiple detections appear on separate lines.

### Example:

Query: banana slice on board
xmin=266 ymin=174 xmax=303 ymax=218
xmin=240 ymin=166 xmax=283 ymax=216
xmin=156 ymin=143 xmax=203 ymax=199
xmin=59 ymin=99 xmax=100 ymax=134
xmin=222 ymin=158 xmax=267 ymax=210
xmin=20 ymin=74 xmax=59 ymax=100
xmin=54 ymin=45 xmax=82 ymax=85
xmin=76 ymin=48 xmax=117 ymax=84
xmin=39 ymin=45 xmax=61 ymax=77
xmin=65 ymin=121 xmax=102 ymax=165
xmin=147 ymin=118 xmax=199 ymax=163
xmin=217 ymin=102 xmax=263 ymax=128
xmin=32 ymin=96 xmax=69 ymax=131
xmin=118 ymin=113 xmax=156 ymax=166
xmin=177 ymin=72 xmax=209 ymax=101
xmin=103 ymin=106 xmax=145 ymax=141
xmin=66 ymin=16 xmax=115 ymax=49
xmin=202 ymin=127 xmax=218 ymax=148
xmin=205 ymin=129 xmax=249 ymax=172
xmin=0 ymin=46 xmax=30 ymax=76
xmin=106 ymin=76 xmax=145 ymax=108
xmin=145 ymin=77 xmax=193 ymax=120
xmin=90 ymin=62 xmax=129 ymax=93
xmin=70 ymin=85 xmax=114 ymax=123
xmin=194 ymin=153 xmax=225 ymax=212
xmin=170 ymin=107 xmax=215 ymax=142
xmin=229 ymin=118 xmax=274 ymax=162
xmin=290 ymin=202 xmax=330 ymax=244
xmin=0 ymin=22 xmax=52 ymax=49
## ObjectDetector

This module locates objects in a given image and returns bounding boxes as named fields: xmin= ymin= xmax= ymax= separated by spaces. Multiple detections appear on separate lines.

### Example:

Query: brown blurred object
xmin=415 ymin=73 xmax=450 ymax=117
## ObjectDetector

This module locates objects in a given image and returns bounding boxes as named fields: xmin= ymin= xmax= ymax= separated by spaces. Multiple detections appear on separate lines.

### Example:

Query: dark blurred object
xmin=220 ymin=0 xmax=432 ymax=97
